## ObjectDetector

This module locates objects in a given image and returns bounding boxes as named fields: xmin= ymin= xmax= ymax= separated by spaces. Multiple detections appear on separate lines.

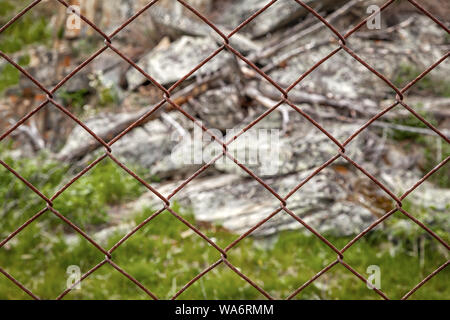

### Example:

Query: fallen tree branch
xmin=262 ymin=40 xmax=331 ymax=73
xmin=247 ymin=82 xmax=378 ymax=116
xmin=251 ymin=0 xmax=360 ymax=62
xmin=245 ymin=86 xmax=290 ymax=134
xmin=354 ymin=16 xmax=415 ymax=40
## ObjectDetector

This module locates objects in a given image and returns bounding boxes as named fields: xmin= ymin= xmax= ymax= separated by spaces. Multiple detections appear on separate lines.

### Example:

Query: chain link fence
xmin=0 ymin=0 xmax=449 ymax=300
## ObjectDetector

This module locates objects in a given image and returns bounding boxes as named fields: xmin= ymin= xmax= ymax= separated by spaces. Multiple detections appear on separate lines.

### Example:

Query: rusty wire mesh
xmin=0 ymin=0 xmax=449 ymax=300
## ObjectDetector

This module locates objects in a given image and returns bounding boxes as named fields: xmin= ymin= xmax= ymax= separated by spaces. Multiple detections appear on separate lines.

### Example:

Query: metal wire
xmin=0 ymin=0 xmax=449 ymax=300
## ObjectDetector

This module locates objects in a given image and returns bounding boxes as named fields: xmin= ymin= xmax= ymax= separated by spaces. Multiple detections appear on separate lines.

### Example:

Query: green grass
xmin=390 ymin=131 xmax=450 ymax=189
xmin=386 ymin=104 xmax=449 ymax=188
xmin=421 ymin=140 xmax=450 ymax=188
xmin=0 ymin=63 xmax=20 ymax=94
xmin=0 ymin=0 xmax=50 ymax=95
xmin=0 ymin=1 xmax=52 ymax=54
xmin=58 ymin=89 xmax=91 ymax=108
xmin=0 ymin=148 xmax=147 ymax=235
xmin=387 ymin=104 xmax=435 ymax=141
xmin=393 ymin=63 xmax=450 ymax=97
xmin=0 ymin=205 xmax=448 ymax=300
xmin=88 ymin=72 xmax=120 ymax=108
xmin=0 ymin=54 xmax=30 ymax=94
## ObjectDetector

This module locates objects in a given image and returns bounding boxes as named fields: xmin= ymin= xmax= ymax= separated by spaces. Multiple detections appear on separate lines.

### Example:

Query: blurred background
xmin=0 ymin=0 xmax=449 ymax=299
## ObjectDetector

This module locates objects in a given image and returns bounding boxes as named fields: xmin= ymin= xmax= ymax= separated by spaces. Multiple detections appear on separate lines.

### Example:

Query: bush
xmin=0 ymin=148 xmax=146 ymax=235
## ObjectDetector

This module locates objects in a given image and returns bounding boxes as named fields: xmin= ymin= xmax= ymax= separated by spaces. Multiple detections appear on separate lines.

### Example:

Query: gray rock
xmin=128 ymin=169 xmax=378 ymax=237
xmin=194 ymin=86 xmax=244 ymax=131
xmin=59 ymin=111 xmax=202 ymax=179
xmin=149 ymin=5 xmax=262 ymax=53
xmin=214 ymin=121 xmax=377 ymax=178
xmin=267 ymin=16 xmax=450 ymax=100
xmin=124 ymin=158 xmax=449 ymax=237
xmin=58 ymin=113 xmax=139 ymax=160
xmin=112 ymin=117 xmax=182 ymax=178
xmin=126 ymin=36 xmax=234 ymax=90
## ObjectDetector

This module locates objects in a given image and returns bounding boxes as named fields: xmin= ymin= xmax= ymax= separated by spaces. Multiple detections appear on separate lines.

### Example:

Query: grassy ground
xmin=0 ymin=150 xmax=448 ymax=300
xmin=0 ymin=207 xmax=448 ymax=300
